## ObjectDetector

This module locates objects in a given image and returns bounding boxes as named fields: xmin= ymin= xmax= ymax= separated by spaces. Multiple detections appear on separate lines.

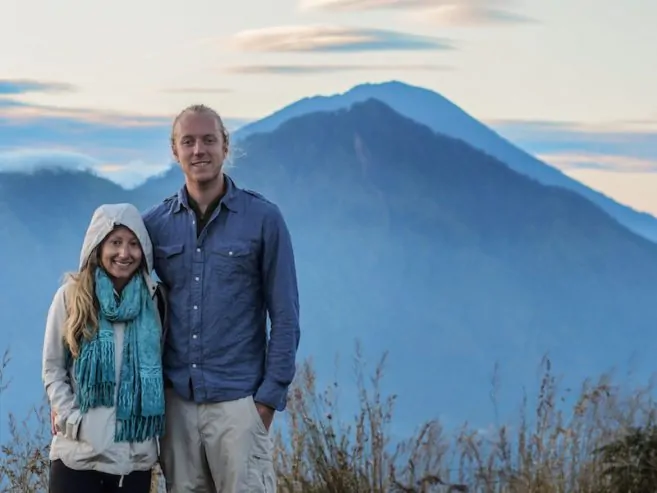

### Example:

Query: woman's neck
xmin=112 ymin=280 xmax=126 ymax=296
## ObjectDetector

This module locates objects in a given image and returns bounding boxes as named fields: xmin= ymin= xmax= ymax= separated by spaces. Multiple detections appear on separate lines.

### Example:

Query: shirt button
xmin=197 ymin=248 xmax=201 ymax=253
xmin=192 ymin=364 xmax=197 ymax=368
xmin=192 ymin=334 xmax=198 ymax=339
xmin=195 ymin=276 xmax=199 ymax=281
xmin=193 ymin=305 xmax=198 ymax=310
xmin=228 ymin=251 xmax=233 ymax=256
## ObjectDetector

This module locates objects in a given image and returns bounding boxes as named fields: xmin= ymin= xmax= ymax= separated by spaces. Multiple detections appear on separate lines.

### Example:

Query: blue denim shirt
xmin=142 ymin=175 xmax=301 ymax=411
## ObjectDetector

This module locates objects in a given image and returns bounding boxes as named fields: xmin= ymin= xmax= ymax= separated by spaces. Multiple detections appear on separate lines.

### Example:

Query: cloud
xmin=0 ymin=79 xmax=77 ymax=96
xmin=0 ymin=149 xmax=99 ymax=173
xmin=223 ymin=63 xmax=451 ymax=74
xmin=491 ymin=119 xmax=657 ymax=161
xmin=0 ymin=107 xmax=169 ymax=157
xmin=0 ymin=100 xmax=172 ymax=127
xmin=162 ymin=87 xmax=233 ymax=94
xmin=0 ymin=149 xmax=171 ymax=189
xmin=537 ymin=152 xmax=657 ymax=174
xmin=299 ymin=0 xmax=534 ymax=26
xmin=409 ymin=5 xmax=535 ymax=26
xmin=231 ymin=25 xmax=453 ymax=53
xmin=95 ymin=160 xmax=173 ymax=188
xmin=0 ymin=101 xmax=251 ymax=189
xmin=492 ymin=118 xmax=657 ymax=136
xmin=300 ymin=0 xmax=430 ymax=8
xmin=489 ymin=119 xmax=657 ymax=175
xmin=0 ymin=99 xmax=248 ymax=130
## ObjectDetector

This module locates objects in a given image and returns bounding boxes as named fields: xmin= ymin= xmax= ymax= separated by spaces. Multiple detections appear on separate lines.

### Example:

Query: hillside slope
xmin=235 ymin=81 xmax=657 ymax=242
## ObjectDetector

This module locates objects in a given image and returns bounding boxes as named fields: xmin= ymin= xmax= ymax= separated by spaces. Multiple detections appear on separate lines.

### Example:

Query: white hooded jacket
xmin=42 ymin=203 xmax=163 ymax=478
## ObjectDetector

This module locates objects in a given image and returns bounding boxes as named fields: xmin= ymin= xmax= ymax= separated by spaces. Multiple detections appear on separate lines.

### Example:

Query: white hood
xmin=79 ymin=203 xmax=154 ymax=276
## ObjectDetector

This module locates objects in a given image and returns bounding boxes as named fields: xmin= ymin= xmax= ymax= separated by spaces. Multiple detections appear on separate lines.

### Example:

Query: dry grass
xmin=270 ymin=343 xmax=657 ymax=492
xmin=0 ymin=349 xmax=51 ymax=493
xmin=2 ymin=343 xmax=657 ymax=492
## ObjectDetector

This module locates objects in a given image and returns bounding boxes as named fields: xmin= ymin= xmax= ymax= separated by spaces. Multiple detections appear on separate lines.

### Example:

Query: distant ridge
xmin=234 ymin=80 xmax=657 ymax=243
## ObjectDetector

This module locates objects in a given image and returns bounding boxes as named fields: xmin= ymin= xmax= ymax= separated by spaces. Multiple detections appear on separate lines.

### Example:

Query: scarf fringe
xmin=115 ymin=414 xmax=165 ymax=443
xmin=76 ymin=337 xmax=116 ymax=412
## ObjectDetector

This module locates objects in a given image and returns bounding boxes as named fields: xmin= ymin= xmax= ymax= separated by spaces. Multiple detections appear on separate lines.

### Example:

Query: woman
xmin=42 ymin=203 xmax=165 ymax=493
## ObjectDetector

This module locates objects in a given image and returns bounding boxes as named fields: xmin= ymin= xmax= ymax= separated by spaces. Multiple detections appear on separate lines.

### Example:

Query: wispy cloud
xmin=0 ymin=149 xmax=171 ymax=189
xmin=491 ymin=119 xmax=657 ymax=136
xmin=0 ymin=100 xmax=171 ymax=127
xmin=0 ymin=149 xmax=99 ymax=173
xmin=491 ymin=119 xmax=657 ymax=161
xmin=0 ymin=99 xmax=248 ymax=131
xmin=223 ymin=63 xmax=451 ymax=74
xmin=489 ymin=119 xmax=657 ymax=175
xmin=537 ymin=152 xmax=657 ymax=174
xmin=0 ymin=79 xmax=77 ymax=96
xmin=410 ymin=4 xmax=534 ymax=26
xmin=299 ymin=0 xmax=534 ymax=26
xmin=231 ymin=25 xmax=453 ymax=52
xmin=162 ymin=87 xmax=233 ymax=94
xmin=300 ymin=0 xmax=429 ymax=8
xmin=0 ymin=101 xmax=250 ymax=189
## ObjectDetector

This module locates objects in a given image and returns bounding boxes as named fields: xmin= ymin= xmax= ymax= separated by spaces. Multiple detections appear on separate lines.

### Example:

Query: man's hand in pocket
xmin=255 ymin=402 xmax=275 ymax=431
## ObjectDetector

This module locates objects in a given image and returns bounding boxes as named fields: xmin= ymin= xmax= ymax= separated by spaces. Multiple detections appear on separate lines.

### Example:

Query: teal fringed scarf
xmin=74 ymin=267 xmax=165 ymax=443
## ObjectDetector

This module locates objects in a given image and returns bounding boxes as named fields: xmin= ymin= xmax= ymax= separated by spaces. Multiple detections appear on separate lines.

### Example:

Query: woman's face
xmin=99 ymin=226 xmax=143 ymax=287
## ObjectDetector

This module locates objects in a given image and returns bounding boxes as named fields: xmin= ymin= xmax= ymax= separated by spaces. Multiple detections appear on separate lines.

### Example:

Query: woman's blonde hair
xmin=63 ymin=249 xmax=100 ymax=358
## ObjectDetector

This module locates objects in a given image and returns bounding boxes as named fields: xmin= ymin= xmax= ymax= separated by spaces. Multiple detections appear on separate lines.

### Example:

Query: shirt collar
xmin=174 ymin=173 xmax=240 ymax=214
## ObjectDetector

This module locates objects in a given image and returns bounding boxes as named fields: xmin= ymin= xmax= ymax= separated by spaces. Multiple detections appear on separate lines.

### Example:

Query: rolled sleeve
xmin=254 ymin=205 xmax=301 ymax=411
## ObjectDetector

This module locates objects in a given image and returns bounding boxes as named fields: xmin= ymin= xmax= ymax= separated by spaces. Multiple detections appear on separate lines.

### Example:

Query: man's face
xmin=172 ymin=111 xmax=226 ymax=185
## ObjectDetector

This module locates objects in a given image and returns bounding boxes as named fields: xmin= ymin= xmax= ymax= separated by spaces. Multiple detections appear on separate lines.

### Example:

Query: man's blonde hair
xmin=170 ymin=104 xmax=230 ymax=155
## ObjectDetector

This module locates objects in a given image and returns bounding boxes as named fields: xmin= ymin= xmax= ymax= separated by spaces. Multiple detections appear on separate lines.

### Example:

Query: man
xmin=142 ymin=104 xmax=301 ymax=492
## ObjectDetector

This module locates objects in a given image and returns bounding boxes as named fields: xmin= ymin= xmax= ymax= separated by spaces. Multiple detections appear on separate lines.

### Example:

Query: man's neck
xmin=185 ymin=174 xmax=226 ymax=215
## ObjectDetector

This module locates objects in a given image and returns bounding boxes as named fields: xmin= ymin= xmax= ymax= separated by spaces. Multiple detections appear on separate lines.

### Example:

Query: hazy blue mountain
xmin=235 ymin=80 xmax=657 ymax=243
xmin=0 ymin=169 xmax=133 ymax=433
xmin=1 ymin=100 xmax=656 ymax=438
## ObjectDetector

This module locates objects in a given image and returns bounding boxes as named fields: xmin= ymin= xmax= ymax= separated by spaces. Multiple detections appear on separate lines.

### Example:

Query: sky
xmin=1 ymin=0 xmax=656 ymax=213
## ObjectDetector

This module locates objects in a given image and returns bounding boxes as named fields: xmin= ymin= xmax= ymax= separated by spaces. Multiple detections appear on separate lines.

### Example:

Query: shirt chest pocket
xmin=154 ymin=243 xmax=186 ymax=287
xmin=210 ymin=241 xmax=258 ymax=281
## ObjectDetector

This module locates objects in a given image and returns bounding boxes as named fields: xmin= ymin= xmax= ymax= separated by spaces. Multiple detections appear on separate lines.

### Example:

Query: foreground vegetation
xmin=2 ymin=344 xmax=657 ymax=492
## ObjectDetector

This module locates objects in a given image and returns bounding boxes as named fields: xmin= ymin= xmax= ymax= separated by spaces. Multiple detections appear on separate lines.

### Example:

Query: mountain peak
xmin=235 ymin=94 xmax=657 ymax=260
xmin=234 ymin=79 xmax=657 ymax=242
xmin=235 ymin=80 xmax=463 ymax=140
xmin=345 ymin=79 xmax=454 ymax=104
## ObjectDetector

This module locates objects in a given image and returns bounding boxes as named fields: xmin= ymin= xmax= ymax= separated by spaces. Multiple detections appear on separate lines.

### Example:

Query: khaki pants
xmin=159 ymin=389 xmax=276 ymax=492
